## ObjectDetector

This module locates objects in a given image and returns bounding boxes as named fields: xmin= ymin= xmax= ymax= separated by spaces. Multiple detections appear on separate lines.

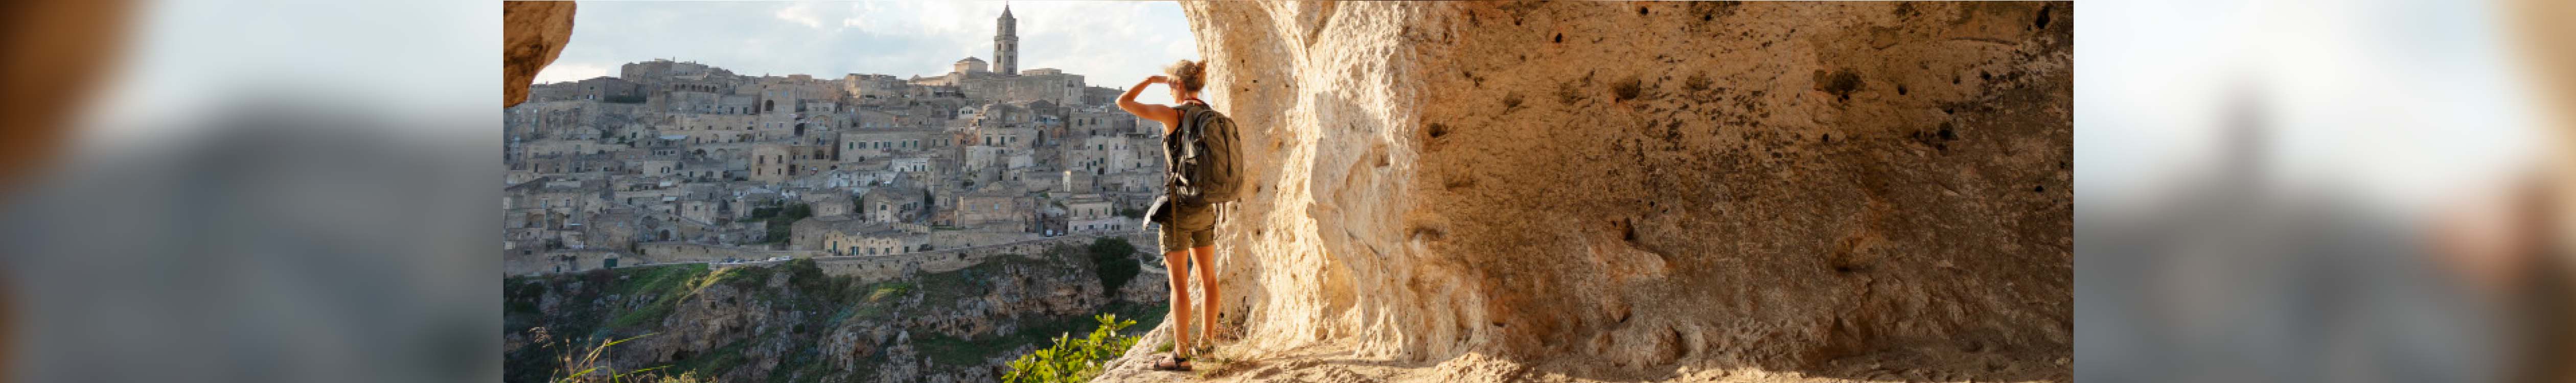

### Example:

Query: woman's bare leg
xmin=1191 ymin=245 xmax=1218 ymax=346
xmin=1163 ymin=250 xmax=1194 ymax=355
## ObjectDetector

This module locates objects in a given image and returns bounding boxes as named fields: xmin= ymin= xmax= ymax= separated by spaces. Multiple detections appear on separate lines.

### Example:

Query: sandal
xmin=1149 ymin=353 xmax=1193 ymax=371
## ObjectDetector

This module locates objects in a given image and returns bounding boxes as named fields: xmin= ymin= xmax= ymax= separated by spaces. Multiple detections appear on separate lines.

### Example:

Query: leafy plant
xmin=1000 ymin=314 xmax=1141 ymax=383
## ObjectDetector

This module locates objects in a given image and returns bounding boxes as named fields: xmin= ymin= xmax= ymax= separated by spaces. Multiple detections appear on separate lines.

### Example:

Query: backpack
xmin=1165 ymin=102 xmax=1244 ymax=204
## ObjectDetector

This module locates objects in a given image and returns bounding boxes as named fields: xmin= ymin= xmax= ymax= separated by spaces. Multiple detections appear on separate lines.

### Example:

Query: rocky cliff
xmin=1096 ymin=2 xmax=2069 ymax=382
xmin=503 ymin=1 xmax=574 ymax=107
xmin=504 ymin=243 xmax=1165 ymax=383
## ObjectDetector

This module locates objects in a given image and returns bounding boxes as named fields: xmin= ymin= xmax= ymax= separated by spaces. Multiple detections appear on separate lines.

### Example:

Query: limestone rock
xmin=1096 ymin=2 xmax=2069 ymax=382
xmin=502 ymin=1 xmax=575 ymax=107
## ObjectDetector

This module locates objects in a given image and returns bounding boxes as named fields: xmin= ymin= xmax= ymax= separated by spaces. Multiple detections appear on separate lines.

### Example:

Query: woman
xmin=1117 ymin=59 xmax=1222 ymax=371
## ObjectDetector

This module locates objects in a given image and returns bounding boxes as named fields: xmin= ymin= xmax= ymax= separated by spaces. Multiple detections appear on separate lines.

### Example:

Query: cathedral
xmin=906 ymin=5 xmax=1098 ymax=106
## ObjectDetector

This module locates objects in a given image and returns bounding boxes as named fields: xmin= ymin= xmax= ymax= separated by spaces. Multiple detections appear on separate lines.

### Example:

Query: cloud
xmin=773 ymin=2 xmax=826 ymax=29
xmin=543 ymin=0 xmax=1195 ymax=102
xmin=532 ymin=63 xmax=611 ymax=85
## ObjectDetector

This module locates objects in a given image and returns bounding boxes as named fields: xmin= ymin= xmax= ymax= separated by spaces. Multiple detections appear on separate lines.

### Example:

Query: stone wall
xmin=813 ymin=231 xmax=1156 ymax=282
xmin=633 ymin=242 xmax=821 ymax=264
xmin=960 ymin=73 xmax=1087 ymax=106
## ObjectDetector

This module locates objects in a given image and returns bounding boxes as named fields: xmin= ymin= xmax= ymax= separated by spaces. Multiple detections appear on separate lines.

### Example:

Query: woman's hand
xmin=1144 ymin=75 xmax=1169 ymax=85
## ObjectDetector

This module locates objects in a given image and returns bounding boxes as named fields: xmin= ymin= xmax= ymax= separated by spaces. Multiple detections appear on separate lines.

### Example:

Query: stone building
xmin=1064 ymin=195 xmax=1129 ymax=234
xmin=790 ymin=216 xmax=929 ymax=255
xmin=960 ymin=70 xmax=1085 ymax=106
xmin=952 ymin=57 xmax=989 ymax=76
xmin=527 ymin=76 xmax=646 ymax=103
xmin=620 ymin=59 xmax=718 ymax=82
xmin=504 ymin=5 xmax=1184 ymax=275
xmin=837 ymin=130 xmax=932 ymax=162
xmin=949 ymin=182 xmax=1036 ymax=230
xmin=805 ymin=190 xmax=855 ymax=218
xmin=858 ymin=186 xmax=927 ymax=224
xmin=842 ymin=74 xmax=909 ymax=105
xmin=1069 ymin=106 xmax=1138 ymax=137
xmin=750 ymin=145 xmax=791 ymax=183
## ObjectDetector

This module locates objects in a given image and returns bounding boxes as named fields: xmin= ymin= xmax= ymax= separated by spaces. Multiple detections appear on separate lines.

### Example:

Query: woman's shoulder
xmin=1178 ymin=101 xmax=1220 ymax=115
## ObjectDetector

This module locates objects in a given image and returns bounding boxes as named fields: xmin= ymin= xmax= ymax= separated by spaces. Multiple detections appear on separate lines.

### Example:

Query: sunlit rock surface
xmin=1097 ymin=2 xmax=2069 ymax=382
xmin=502 ymin=1 xmax=574 ymax=107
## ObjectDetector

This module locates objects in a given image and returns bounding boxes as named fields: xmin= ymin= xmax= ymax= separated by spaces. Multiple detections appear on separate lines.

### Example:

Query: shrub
xmin=760 ymin=203 xmax=813 ymax=244
xmin=1087 ymin=238 xmax=1141 ymax=293
xmin=1000 ymin=314 xmax=1140 ymax=383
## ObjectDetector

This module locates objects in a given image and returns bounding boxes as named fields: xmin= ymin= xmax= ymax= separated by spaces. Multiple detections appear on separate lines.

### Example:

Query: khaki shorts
xmin=1157 ymin=200 xmax=1217 ymax=254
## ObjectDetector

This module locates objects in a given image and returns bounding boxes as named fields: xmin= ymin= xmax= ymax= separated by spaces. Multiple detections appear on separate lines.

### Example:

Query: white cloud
xmin=531 ymin=63 xmax=611 ymax=85
xmin=774 ymin=2 xmax=825 ymax=29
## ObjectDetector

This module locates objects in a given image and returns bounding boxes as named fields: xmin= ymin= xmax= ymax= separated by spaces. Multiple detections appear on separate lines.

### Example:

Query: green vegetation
xmin=740 ymin=203 xmax=811 ymax=244
xmin=603 ymin=264 xmax=712 ymax=329
xmin=534 ymin=330 xmax=709 ymax=383
xmin=507 ymin=247 xmax=1165 ymax=383
xmin=1117 ymin=208 xmax=1143 ymax=220
xmin=1000 ymin=314 xmax=1141 ymax=383
xmin=1087 ymin=238 xmax=1142 ymax=294
xmin=867 ymin=282 xmax=914 ymax=302
xmin=914 ymin=302 xmax=1161 ymax=369
xmin=664 ymin=338 xmax=754 ymax=377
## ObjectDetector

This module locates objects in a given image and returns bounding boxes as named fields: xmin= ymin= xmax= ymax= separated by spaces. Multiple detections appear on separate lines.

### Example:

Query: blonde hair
xmin=1164 ymin=60 xmax=1206 ymax=92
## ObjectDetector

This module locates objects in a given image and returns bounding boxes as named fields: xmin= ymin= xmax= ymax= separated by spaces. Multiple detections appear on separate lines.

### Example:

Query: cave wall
xmin=1168 ymin=1 xmax=2068 ymax=379
xmin=503 ymin=1 xmax=574 ymax=107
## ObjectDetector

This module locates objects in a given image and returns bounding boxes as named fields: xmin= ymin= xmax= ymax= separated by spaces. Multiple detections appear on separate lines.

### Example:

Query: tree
xmin=761 ymin=203 xmax=813 ymax=244
xmin=1087 ymin=238 xmax=1140 ymax=293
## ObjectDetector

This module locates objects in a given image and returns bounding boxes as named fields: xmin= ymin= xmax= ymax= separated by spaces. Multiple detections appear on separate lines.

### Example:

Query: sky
xmin=2075 ymin=0 xmax=2543 ymax=216
xmin=532 ymin=1 xmax=1200 ymax=105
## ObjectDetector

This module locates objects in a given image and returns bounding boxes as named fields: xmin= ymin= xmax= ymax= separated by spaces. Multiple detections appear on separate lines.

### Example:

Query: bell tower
xmin=994 ymin=3 xmax=1019 ymax=76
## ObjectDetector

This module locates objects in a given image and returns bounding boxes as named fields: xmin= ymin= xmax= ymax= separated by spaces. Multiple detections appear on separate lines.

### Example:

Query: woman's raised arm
xmin=1117 ymin=76 xmax=1181 ymax=134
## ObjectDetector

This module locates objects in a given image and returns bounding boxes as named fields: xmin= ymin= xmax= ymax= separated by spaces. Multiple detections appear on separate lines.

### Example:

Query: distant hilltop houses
xmin=503 ymin=5 xmax=1161 ymax=276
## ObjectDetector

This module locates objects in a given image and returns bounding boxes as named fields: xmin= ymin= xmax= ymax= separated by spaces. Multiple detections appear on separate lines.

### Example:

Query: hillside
xmin=504 ymin=243 xmax=1162 ymax=383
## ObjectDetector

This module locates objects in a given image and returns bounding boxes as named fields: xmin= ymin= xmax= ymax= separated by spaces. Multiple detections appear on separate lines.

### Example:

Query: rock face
xmin=1099 ymin=2 xmax=2069 ymax=382
xmin=502 ymin=1 xmax=574 ymax=107
xmin=0 ymin=0 xmax=131 ymax=187
xmin=504 ymin=246 xmax=1165 ymax=383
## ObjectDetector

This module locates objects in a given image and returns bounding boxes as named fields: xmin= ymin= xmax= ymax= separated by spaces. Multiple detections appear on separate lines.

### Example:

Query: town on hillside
xmin=503 ymin=7 xmax=1164 ymax=275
